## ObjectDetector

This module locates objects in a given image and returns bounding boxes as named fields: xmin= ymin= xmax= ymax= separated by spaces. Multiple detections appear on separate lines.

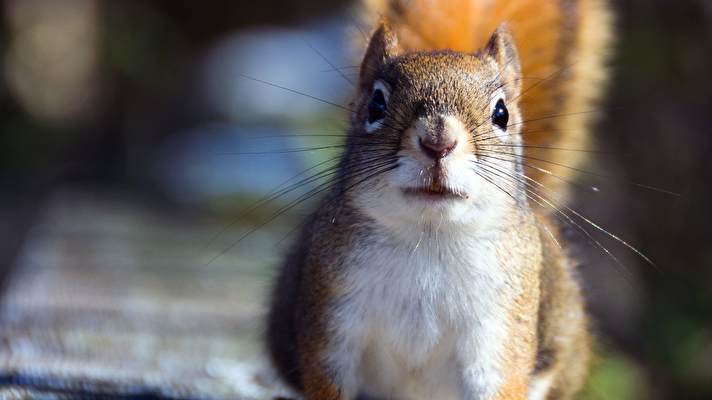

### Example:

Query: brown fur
xmin=534 ymin=216 xmax=592 ymax=399
xmin=267 ymin=1 xmax=610 ymax=399
xmin=492 ymin=219 xmax=542 ymax=400
xmin=361 ymin=0 xmax=613 ymax=202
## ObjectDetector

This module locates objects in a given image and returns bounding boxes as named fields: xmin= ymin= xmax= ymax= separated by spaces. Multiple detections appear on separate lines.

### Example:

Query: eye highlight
xmin=368 ymin=88 xmax=387 ymax=124
xmin=492 ymin=99 xmax=509 ymax=130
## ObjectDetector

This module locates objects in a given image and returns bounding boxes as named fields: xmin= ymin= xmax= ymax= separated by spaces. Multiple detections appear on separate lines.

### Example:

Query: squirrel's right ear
xmin=359 ymin=22 xmax=402 ymax=87
xmin=483 ymin=24 xmax=522 ymax=97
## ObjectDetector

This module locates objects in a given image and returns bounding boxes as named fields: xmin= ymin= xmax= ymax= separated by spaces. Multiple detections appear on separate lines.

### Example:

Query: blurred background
xmin=0 ymin=0 xmax=710 ymax=399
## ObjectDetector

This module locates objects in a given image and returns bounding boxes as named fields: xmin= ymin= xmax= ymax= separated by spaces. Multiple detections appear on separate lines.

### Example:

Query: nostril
xmin=419 ymin=137 xmax=457 ymax=160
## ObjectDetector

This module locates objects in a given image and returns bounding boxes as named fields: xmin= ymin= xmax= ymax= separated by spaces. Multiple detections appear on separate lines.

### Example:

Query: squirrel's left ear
xmin=360 ymin=21 xmax=402 ymax=88
xmin=484 ymin=24 xmax=522 ymax=97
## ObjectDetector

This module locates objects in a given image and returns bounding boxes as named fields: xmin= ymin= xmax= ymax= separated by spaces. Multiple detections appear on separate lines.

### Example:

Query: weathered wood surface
xmin=0 ymin=189 xmax=294 ymax=399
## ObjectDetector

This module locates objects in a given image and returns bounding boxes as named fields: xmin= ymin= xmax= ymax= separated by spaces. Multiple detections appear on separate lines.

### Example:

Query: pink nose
xmin=419 ymin=137 xmax=457 ymax=160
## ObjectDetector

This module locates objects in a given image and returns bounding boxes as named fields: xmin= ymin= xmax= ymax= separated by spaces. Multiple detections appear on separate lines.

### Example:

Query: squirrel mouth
xmin=402 ymin=183 xmax=467 ymax=201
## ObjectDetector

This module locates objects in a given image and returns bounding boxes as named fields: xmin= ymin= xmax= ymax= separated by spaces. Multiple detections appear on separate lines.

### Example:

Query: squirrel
xmin=266 ymin=0 xmax=612 ymax=399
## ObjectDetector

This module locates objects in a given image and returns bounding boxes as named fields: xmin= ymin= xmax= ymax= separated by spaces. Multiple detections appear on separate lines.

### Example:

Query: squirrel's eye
xmin=367 ymin=89 xmax=387 ymax=124
xmin=492 ymin=99 xmax=509 ymax=130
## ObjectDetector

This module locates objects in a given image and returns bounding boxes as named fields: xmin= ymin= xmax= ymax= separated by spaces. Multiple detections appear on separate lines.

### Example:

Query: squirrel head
xmin=343 ymin=22 xmax=528 ymax=228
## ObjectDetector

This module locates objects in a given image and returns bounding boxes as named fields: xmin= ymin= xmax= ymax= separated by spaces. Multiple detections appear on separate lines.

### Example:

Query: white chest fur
xmin=328 ymin=225 xmax=513 ymax=400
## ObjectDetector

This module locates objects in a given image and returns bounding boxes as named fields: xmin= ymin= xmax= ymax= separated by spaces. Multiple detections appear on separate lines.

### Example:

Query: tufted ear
xmin=483 ymin=24 xmax=521 ymax=97
xmin=359 ymin=21 xmax=402 ymax=88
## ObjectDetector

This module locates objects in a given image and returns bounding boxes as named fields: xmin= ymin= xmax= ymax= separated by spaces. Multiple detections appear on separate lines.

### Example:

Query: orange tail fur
xmin=359 ymin=0 xmax=613 ymax=203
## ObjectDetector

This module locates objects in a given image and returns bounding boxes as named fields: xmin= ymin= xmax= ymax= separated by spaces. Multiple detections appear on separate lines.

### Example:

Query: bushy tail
xmin=359 ymin=0 xmax=613 ymax=203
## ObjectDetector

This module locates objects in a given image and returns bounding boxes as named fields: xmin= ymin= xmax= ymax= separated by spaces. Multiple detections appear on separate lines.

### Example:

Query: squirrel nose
xmin=419 ymin=136 xmax=457 ymax=160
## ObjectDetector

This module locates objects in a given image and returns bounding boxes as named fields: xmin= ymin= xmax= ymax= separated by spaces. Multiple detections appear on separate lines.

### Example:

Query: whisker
xmin=474 ymin=158 xmax=650 ymax=277
xmin=245 ymin=134 xmax=349 ymax=139
xmin=319 ymin=66 xmax=360 ymax=73
xmin=202 ymin=147 xmax=399 ymax=252
xmin=476 ymin=148 xmax=680 ymax=196
xmin=348 ymin=12 xmax=369 ymax=44
xmin=304 ymin=38 xmax=354 ymax=87
xmin=477 ymin=152 xmax=603 ymax=194
xmin=475 ymin=162 xmax=634 ymax=282
xmin=472 ymin=168 xmax=518 ymax=203
xmin=468 ymin=127 xmax=560 ymax=144
xmin=216 ymin=145 xmax=347 ymax=156
xmin=465 ymin=161 xmax=570 ymax=244
xmin=479 ymin=143 xmax=617 ymax=155
xmin=471 ymin=109 xmax=604 ymax=141
xmin=205 ymin=160 xmax=399 ymax=265
xmin=201 ymin=156 xmax=342 ymax=252
xmin=511 ymin=61 xmax=578 ymax=104
xmin=215 ymin=140 xmax=399 ymax=156
xmin=237 ymin=73 xmax=416 ymax=135
xmin=238 ymin=73 xmax=352 ymax=112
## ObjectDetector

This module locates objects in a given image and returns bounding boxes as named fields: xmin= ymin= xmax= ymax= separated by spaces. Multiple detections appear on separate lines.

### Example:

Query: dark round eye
xmin=367 ymin=88 xmax=387 ymax=124
xmin=492 ymin=99 xmax=509 ymax=130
